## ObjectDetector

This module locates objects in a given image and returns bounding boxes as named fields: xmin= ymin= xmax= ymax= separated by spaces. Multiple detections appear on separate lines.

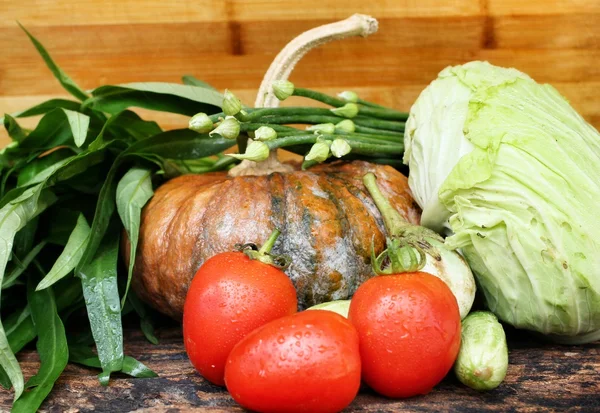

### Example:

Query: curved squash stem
xmin=229 ymin=14 xmax=379 ymax=177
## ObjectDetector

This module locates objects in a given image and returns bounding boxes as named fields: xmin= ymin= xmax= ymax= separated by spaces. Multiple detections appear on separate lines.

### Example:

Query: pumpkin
xmin=129 ymin=161 xmax=420 ymax=319
xmin=128 ymin=15 xmax=416 ymax=319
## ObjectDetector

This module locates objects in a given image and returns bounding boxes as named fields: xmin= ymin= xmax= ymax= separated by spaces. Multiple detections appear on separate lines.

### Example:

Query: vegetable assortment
xmin=2 ymin=8 xmax=598 ymax=412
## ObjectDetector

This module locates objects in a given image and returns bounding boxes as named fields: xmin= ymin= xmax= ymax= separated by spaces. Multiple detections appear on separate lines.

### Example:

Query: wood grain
xmin=1 ymin=326 xmax=598 ymax=412
xmin=1 ymin=0 xmax=600 ymax=147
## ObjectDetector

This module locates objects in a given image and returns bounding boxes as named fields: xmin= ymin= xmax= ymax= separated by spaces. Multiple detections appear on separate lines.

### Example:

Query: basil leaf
xmin=116 ymin=167 xmax=153 ymax=306
xmin=18 ymin=24 xmax=88 ymax=101
xmin=181 ymin=75 xmax=218 ymax=91
xmin=0 ymin=184 xmax=57 ymax=400
xmin=18 ymin=108 xmax=90 ymax=151
xmin=83 ymin=83 xmax=223 ymax=116
xmin=77 ymin=222 xmax=123 ymax=380
xmin=2 ymin=241 xmax=47 ymax=290
xmin=3 ymin=115 xmax=27 ymax=142
xmin=11 ymin=279 xmax=68 ymax=413
xmin=36 ymin=214 xmax=90 ymax=291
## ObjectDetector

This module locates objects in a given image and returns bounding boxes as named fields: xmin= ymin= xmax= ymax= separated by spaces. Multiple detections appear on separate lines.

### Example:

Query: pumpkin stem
xmin=364 ymin=173 xmax=442 ymax=275
xmin=228 ymin=14 xmax=378 ymax=177
xmin=235 ymin=228 xmax=292 ymax=270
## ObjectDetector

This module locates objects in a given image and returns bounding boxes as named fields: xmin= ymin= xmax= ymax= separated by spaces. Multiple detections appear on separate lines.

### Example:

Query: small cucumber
xmin=307 ymin=300 xmax=351 ymax=318
xmin=454 ymin=311 xmax=508 ymax=390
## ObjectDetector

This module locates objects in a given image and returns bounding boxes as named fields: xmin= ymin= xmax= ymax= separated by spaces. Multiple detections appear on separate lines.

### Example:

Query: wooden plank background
xmin=1 ymin=0 xmax=600 ymax=146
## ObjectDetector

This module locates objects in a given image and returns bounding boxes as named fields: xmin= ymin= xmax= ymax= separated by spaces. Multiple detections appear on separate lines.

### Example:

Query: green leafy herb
xmin=3 ymin=115 xmax=27 ymax=142
xmin=116 ymin=167 xmax=153 ymax=306
xmin=69 ymin=344 xmax=157 ymax=379
xmin=18 ymin=108 xmax=90 ymax=151
xmin=11 ymin=279 xmax=68 ymax=413
xmin=2 ymin=241 xmax=47 ymax=289
xmin=18 ymin=23 xmax=89 ymax=101
xmin=0 ymin=184 xmax=57 ymax=400
xmin=82 ymin=83 xmax=223 ymax=116
xmin=127 ymin=293 xmax=159 ymax=345
xmin=5 ymin=99 xmax=82 ymax=119
xmin=36 ymin=214 xmax=90 ymax=291
xmin=181 ymin=75 xmax=218 ymax=91
xmin=77 ymin=223 xmax=123 ymax=381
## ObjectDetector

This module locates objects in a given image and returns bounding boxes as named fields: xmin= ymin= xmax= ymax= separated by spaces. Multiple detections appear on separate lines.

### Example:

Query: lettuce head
xmin=404 ymin=61 xmax=600 ymax=343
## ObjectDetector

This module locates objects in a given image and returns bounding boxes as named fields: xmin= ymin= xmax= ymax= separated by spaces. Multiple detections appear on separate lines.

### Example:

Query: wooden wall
xmin=1 ymin=0 xmax=599 ymax=146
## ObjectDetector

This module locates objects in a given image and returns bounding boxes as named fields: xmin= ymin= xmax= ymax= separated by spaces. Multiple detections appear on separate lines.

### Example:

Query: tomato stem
xmin=237 ymin=229 xmax=292 ymax=270
xmin=258 ymin=228 xmax=281 ymax=256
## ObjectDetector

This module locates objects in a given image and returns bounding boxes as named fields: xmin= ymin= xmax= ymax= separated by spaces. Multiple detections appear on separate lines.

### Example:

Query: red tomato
xmin=224 ymin=310 xmax=361 ymax=413
xmin=348 ymin=272 xmax=461 ymax=398
xmin=183 ymin=251 xmax=297 ymax=386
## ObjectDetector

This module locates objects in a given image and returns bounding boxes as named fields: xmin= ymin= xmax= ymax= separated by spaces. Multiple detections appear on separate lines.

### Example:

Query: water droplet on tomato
xmin=295 ymin=341 xmax=301 ymax=347
xmin=277 ymin=336 xmax=285 ymax=344
xmin=294 ymin=332 xmax=302 ymax=339
xmin=304 ymin=332 xmax=311 ymax=338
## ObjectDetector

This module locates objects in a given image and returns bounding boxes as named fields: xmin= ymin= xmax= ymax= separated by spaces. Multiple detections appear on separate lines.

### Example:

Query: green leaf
xmin=42 ymin=208 xmax=80 ymax=246
xmin=105 ymin=111 xmax=163 ymax=141
xmin=0 ymin=184 xmax=57 ymax=400
xmin=18 ymin=108 xmax=90 ymax=151
xmin=76 ymin=223 xmax=123 ymax=380
xmin=36 ymin=214 xmax=90 ymax=291
xmin=13 ymin=216 xmax=39 ymax=258
xmin=18 ymin=23 xmax=88 ymax=101
xmin=2 ymin=241 xmax=47 ymax=289
xmin=63 ymin=109 xmax=90 ymax=147
xmin=69 ymin=344 xmax=157 ymax=379
xmin=17 ymin=149 xmax=75 ymax=188
xmin=181 ymin=75 xmax=218 ymax=91
xmin=127 ymin=293 xmax=158 ymax=345
xmin=126 ymin=129 xmax=236 ymax=160
xmin=116 ymin=167 xmax=153 ymax=306
xmin=0 ymin=308 xmax=32 ymax=389
xmin=88 ymin=110 xmax=161 ymax=151
xmin=68 ymin=344 xmax=101 ymax=369
xmin=83 ymin=83 xmax=223 ymax=116
xmin=11 ymin=279 xmax=68 ymax=413
xmin=0 ymin=275 xmax=83 ymax=389
xmin=6 ymin=99 xmax=82 ymax=119
xmin=120 ymin=355 xmax=158 ymax=378
xmin=3 ymin=115 xmax=27 ymax=142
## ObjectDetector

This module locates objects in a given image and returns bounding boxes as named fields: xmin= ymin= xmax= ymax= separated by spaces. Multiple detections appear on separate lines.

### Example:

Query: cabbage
xmin=404 ymin=61 xmax=600 ymax=343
